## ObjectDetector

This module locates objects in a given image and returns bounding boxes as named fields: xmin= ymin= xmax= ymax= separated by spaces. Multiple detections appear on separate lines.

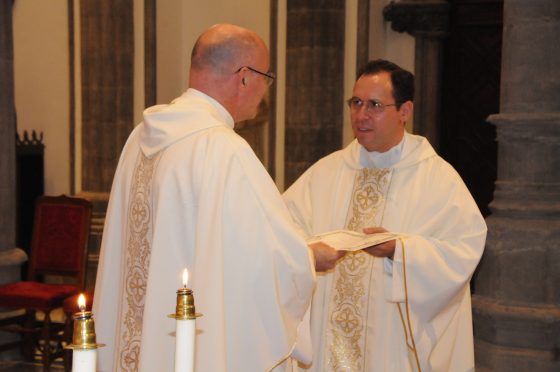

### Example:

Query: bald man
xmin=93 ymin=24 xmax=340 ymax=372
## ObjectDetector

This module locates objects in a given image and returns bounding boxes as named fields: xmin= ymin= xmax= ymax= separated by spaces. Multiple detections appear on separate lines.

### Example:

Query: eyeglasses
xmin=346 ymin=97 xmax=397 ymax=114
xmin=236 ymin=66 xmax=276 ymax=86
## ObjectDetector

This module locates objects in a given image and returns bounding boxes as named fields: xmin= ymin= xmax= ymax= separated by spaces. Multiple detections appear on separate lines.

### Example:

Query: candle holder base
xmin=168 ymin=313 xmax=202 ymax=320
xmin=65 ymin=343 xmax=105 ymax=350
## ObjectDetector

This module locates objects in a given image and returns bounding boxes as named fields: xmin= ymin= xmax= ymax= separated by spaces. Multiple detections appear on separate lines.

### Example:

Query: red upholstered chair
xmin=0 ymin=195 xmax=92 ymax=370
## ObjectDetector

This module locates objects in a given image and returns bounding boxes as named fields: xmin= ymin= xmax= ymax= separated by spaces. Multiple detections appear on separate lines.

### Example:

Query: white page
xmin=306 ymin=229 xmax=402 ymax=251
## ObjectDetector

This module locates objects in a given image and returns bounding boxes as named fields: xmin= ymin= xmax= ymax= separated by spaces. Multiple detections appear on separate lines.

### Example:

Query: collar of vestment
xmin=183 ymin=88 xmax=235 ymax=129
xmin=359 ymin=134 xmax=406 ymax=168
xmin=139 ymin=88 xmax=234 ymax=156
xmin=343 ymin=132 xmax=438 ymax=170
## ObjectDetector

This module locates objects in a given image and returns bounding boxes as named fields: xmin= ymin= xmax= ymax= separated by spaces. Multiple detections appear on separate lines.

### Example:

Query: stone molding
xmin=383 ymin=0 xmax=450 ymax=38
xmin=473 ymin=295 xmax=560 ymax=358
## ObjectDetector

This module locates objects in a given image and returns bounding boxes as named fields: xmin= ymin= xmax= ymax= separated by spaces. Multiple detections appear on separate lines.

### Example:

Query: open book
xmin=306 ymin=229 xmax=403 ymax=252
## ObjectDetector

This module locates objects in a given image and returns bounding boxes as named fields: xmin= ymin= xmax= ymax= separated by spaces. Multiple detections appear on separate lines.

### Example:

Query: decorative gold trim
xmin=115 ymin=151 xmax=162 ymax=372
xmin=347 ymin=169 xmax=391 ymax=231
xmin=325 ymin=168 xmax=392 ymax=371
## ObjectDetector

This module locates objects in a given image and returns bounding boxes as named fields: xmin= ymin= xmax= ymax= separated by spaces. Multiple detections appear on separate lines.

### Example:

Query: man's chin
xmin=356 ymin=135 xmax=374 ymax=149
xmin=357 ymin=138 xmax=386 ymax=153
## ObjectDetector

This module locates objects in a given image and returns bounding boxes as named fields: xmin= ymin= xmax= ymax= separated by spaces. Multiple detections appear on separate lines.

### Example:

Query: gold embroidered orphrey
xmin=324 ymin=168 xmax=392 ymax=371
xmin=114 ymin=151 xmax=162 ymax=372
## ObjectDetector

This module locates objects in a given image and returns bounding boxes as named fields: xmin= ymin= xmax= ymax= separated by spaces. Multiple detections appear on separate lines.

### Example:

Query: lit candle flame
xmin=78 ymin=293 xmax=86 ymax=312
xmin=182 ymin=268 xmax=189 ymax=288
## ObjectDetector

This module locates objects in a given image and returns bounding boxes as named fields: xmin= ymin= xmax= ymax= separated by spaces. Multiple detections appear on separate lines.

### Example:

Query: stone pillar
xmin=80 ymin=0 xmax=134 ymax=194
xmin=0 ymin=0 xmax=17 ymax=263
xmin=472 ymin=0 xmax=560 ymax=371
xmin=284 ymin=0 xmax=345 ymax=187
xmin=383 ymin=0 xmax=450 ymax=149
xmin=0 ymin=0 xmax=28 ymax=359
xmin=356 ymin=0 xmax=370 ymax=71
xmin=0 ymin=0 xmax=27 ymax=282
xmin=79 ymin=0 xmax=134 ymax=291
xmin=144 ymin=0 xmax=156 ymax=108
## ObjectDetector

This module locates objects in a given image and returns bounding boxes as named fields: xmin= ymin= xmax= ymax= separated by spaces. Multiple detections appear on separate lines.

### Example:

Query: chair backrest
xmin=28 ymin=195 xmax=92 ymax=288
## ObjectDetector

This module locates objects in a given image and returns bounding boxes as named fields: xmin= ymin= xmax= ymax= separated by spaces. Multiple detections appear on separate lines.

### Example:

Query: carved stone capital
xmin=383 ymin=0 xmax=450 ymax=38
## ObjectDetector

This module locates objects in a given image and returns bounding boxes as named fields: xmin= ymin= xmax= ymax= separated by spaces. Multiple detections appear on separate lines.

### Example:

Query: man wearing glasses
xmin=283 ymin=59 xmax=487 ymax=371
xmin=93 ymin=23 xmax=341 ymax=372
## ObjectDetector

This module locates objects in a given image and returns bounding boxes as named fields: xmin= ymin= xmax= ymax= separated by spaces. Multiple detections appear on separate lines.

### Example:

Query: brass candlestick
xmin=168 ymin=287 xmax=202 ymax=320
xmin=68 ymin=311 xmax=104 ymax=349
xmin=66 ymin=295 xmax=104 ymax=350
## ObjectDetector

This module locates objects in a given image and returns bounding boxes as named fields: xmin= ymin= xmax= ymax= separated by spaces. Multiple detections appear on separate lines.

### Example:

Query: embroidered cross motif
xmin=114 ymin=152 xmax=162 ymax=372
xmin=325 ymin=167 xmax=392 ymax=371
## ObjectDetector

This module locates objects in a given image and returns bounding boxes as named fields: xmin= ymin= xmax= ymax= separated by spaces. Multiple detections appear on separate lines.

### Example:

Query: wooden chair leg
xmin=42 ymin=311 xmax=52 ymax=371
xmin=22 ymin=310 xmax=36 ymax=362
xmin=64 ymin=313 xmax=73 ymax=372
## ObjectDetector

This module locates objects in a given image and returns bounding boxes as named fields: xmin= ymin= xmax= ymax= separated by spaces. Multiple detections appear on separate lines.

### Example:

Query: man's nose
xmin=354 ymin=105 xmax=371 ymax=120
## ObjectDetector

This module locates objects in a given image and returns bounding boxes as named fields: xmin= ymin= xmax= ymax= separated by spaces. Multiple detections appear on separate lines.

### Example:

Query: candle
xmin=66 ymin=293 xmax=104 ymax=372
xmin=169 ymin=269 xmax=201 ymax=372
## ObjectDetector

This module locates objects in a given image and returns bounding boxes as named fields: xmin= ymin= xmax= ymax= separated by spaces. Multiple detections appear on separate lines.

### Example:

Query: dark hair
xmin=357 ymin=59 xmax=414 ymax=108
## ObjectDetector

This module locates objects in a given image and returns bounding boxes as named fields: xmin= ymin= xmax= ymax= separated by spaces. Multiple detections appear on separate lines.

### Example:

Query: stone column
xmin=0 ymin=0 xmax=27 ymax=284
xmin=356 ymin=0 xmax=370 ymax=71
xmin=0 ymin=0 xmax=28 ymax=358
xmin=0 ymin=0 xmax=17 ymax=258
xmin=383 ymin=0 xmax=450 ymax=149
xmin=284 ymin=0 xmax=345 ymax=187
xmin=144 ymin=0 xmax=156 ymax=108
xmin=472 ymin=0 xmax=560 ymax=371
xmin=79 ymin=0 xmax=134 ymax=291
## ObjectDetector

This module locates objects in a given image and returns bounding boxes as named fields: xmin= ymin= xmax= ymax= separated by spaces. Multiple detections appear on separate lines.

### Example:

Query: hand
xmin=308 ymin=242 xmax=346 ymax=272
xmin=361 ymin=227 xmax=396 ymax=259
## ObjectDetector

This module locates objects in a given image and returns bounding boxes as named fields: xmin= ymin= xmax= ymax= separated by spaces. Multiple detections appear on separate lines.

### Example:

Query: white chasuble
xmin=114 ymin=151 xmax=162 ymax=371
xmin=326 ymin=168 xmax=391 ymax=371
xmin=284 ymin=133 xmax=487 ymax=372
xmin=94 ymin=89 xmax=315 ymax=372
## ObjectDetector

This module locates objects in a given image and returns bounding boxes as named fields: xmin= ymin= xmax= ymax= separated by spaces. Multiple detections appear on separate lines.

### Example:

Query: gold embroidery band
xmin=115 ymin=151 xmax=162 ymax=372
xmin=324 ymin=168 xmax=392 ymax=371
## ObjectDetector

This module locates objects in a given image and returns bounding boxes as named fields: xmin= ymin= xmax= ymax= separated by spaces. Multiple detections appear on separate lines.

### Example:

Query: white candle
xmin=72 ymin=349 xmax=96 ymax=372
xmin=174 ymin=269 xmax=196 ymax=372
xmin=174 ymin=317 xmax=195 ymax=372
xmin=72 ymin=294 xmax=97 ymax=372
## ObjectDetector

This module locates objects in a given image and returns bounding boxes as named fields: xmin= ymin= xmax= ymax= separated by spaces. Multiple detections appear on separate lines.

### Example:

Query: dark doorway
xmin=440 ymin=0 xmax=503 ymax=217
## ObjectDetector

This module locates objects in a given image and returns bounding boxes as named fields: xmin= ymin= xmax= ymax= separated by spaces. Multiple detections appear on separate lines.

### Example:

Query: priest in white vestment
xmin=283 ymin=60 xmax=487 ymax=372
xmin=92 ymin=24 xmax=342 ymax=372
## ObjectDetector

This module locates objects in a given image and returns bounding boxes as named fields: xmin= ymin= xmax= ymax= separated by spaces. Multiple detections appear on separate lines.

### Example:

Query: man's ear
xmin=399 ymin=101 xmax=413 ymax=123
